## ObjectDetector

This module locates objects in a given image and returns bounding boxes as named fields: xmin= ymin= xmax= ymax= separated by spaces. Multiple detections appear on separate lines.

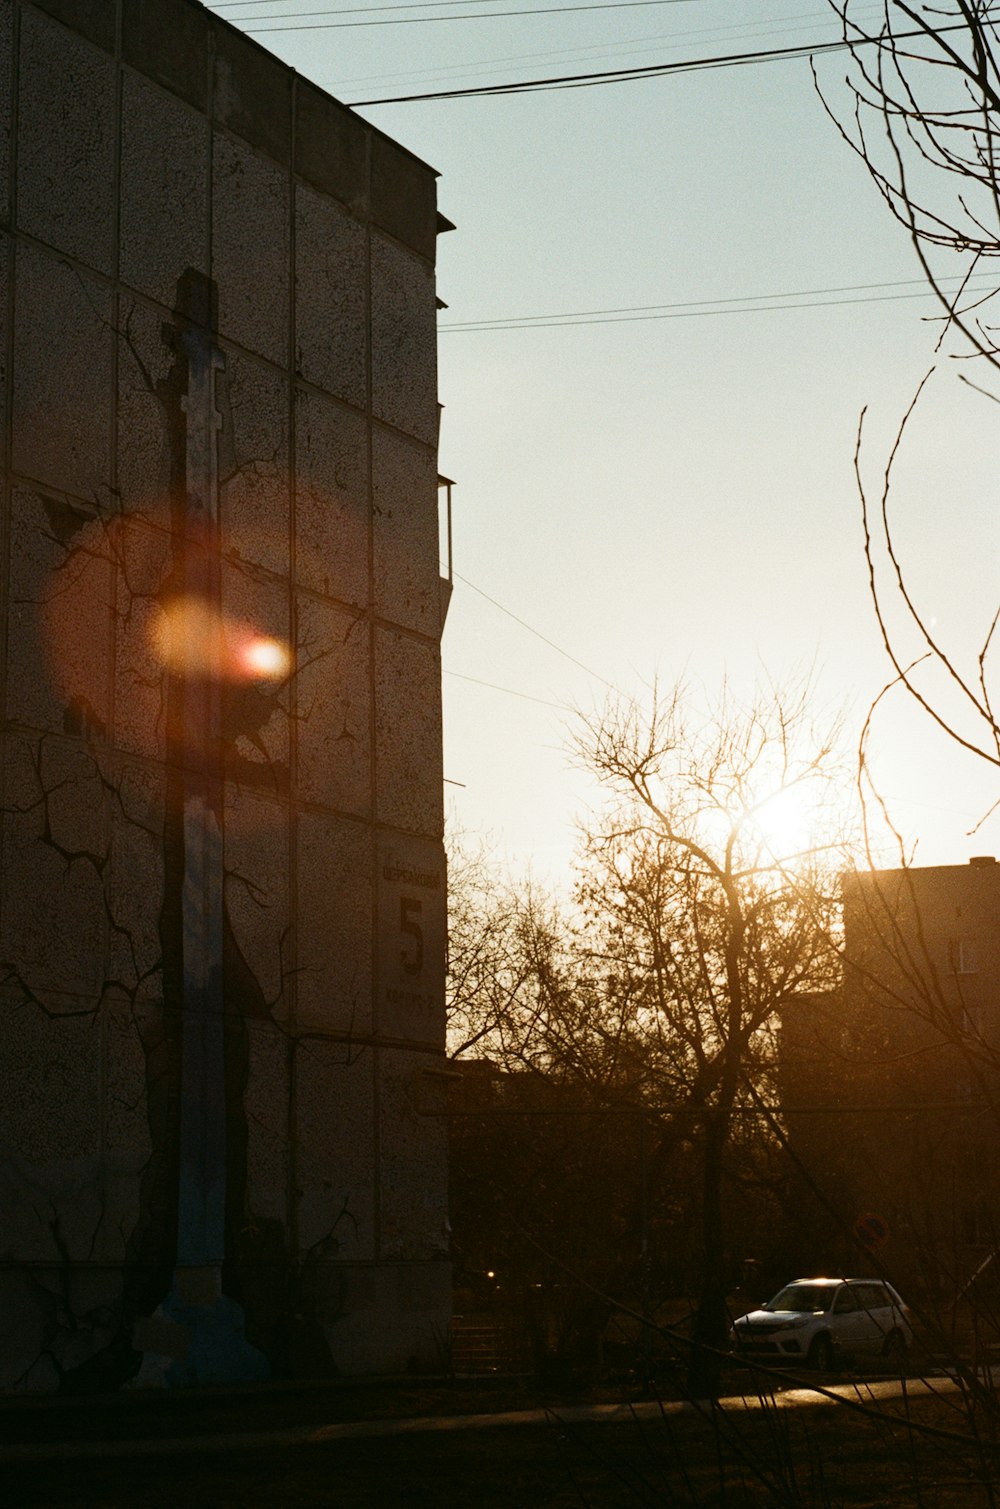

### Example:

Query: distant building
xmin=1 ymin=0 xmax=453 ymax=1389
xmin=780 ymin=858 xmax=1000 ymax=1295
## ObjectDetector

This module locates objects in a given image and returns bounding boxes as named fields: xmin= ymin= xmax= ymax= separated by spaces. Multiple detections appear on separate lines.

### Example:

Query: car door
xmin=853 ymin=1282 xmax=894 ymax=1353
xmin=829 ymin=1284 xmax=870 ymax=1355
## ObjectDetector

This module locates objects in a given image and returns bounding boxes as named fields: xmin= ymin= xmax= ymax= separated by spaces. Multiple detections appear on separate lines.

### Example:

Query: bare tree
xmin=447 ymin=682 xmax=845 ymax=1392
xmin=445 ymin=837 xmax=544 ymax=1063
xmin=820 ymin=4 xmax=1000 ymax=790
xmin=823 ymin=3 xmax=1000 ymax=356
xmin=444 ymin=682 xmax=849 ymax=1390
xmin=571 ymin=678 xmax=846 ymax=1393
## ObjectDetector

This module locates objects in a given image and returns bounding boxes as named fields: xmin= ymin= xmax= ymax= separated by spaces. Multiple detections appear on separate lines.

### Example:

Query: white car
xmin=732 ymin=1277 xmax=913 ymax=1371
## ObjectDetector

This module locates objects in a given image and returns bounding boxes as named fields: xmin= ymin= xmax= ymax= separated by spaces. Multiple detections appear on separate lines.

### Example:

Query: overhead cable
xmin=329 ymin=9 xmax=882 ymax=92
xmin=214 ymin=0 xmax=527 ymax=8
xmin=440 ymin=272 xmax=1000 ymax=332
xmin=245 ymin=0 xmax=695 ymax=31
xmin=345 ymin=22 xmax=964 ymax=104
xmin=454 ymin=571 xmax=619 ymax=692
xmin=445 ymin=669 xmax=565 ymax=707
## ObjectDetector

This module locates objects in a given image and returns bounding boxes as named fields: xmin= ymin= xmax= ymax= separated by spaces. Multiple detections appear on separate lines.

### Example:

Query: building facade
xmin=781 ymin=859 xmax=1000 ymax=1299
xmin=1 ymin=0 xmax=452 ymax=1389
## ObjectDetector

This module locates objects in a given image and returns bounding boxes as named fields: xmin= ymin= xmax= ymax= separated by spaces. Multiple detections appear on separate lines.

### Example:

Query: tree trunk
xmin=686 ymin=1111 xmax=730 ymax=1398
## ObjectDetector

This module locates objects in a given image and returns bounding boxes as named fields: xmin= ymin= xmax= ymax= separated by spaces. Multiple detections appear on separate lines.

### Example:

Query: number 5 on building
xmin=399 ymin=896 xmax=423 ymax=975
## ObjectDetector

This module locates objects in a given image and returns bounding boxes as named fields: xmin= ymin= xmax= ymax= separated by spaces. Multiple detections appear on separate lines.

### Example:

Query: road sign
xmin=854 ymin=1212 xmax=890 ymax=1252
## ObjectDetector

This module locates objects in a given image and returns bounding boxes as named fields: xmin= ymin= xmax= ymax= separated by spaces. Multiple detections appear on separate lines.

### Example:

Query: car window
xmin=833 ymin=1288 xmax=859 ymax=1313
xmin=766 ymin=1284 xmax=836 ymax=1313
xmin=854 ymin=1284 xmax=887 ymax=1310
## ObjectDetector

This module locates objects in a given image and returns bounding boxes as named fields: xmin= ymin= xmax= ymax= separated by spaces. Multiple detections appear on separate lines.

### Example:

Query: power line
xmin=346 ymin=23 xmax=963 ymax=105
xmin=443 ymin=1099 xmax=999 ymax=1117
xmin=321 ymin=3 xmax=887 ymax=93
xmin=442 ymin=291 xmax=974 ymax=331
xmin=245 ymin=0 xmax=694 ymax=31
xmin=442 ymin=273 xmax=998 ymax=325
xmin=440 ymin=273 xmax=1000 ymax=331
xmin=215 ymin=0 xmax=521 ymax=8
xmin=445 ymin=669 xmax=565 ymax=707
xmin=454 ymin=570 xmax=618 ymax=692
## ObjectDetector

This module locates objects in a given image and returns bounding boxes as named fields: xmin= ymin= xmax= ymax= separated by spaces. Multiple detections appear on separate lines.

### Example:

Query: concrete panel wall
xmin=1 ymin=0 xmax=451 ymax=1389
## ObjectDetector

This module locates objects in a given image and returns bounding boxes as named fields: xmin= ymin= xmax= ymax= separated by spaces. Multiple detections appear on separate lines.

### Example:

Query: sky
xmin=218 ymin=0 xmax=1000 ymax=882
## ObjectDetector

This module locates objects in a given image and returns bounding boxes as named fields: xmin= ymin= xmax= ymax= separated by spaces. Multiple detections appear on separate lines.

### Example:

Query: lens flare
xmin=152 ymin=596 xmax=290 ymax=683
xmin=240 ymin=636 xmax=290 ymax=680
xmin=153 ymin=596 xmax=222 ymax=677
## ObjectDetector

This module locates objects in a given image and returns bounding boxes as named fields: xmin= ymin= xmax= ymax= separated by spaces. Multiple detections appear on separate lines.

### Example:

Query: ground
xmin=4 ymin=1369 xmax=1000 ymax=1507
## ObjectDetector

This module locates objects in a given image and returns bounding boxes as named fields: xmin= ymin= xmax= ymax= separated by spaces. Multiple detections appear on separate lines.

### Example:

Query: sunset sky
xmin=220 ymin=0 xmax=1000 ymax=879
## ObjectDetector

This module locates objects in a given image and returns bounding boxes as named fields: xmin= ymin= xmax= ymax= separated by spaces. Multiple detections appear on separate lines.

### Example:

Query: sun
xmin=749 ymin=784 xmax=819 ymax=860
xmin=742 ymin=768 xmax=857 ymax=867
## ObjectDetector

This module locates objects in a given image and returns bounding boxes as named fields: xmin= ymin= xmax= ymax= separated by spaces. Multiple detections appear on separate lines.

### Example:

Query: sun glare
xmin=151 ymin=596 xmax=290 ymax=683
xmin=240 ymin=635 xmax=290 ymax=680
xmin=749 ymin=784 xmax=820 ymax=861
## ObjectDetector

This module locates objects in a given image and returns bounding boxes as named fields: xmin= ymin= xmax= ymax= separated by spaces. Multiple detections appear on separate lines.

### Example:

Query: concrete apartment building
xmin=782 ymin=859 xmax=1000 ymax=1295
xmin=1 ymin=0 xmax=453 ymax=1389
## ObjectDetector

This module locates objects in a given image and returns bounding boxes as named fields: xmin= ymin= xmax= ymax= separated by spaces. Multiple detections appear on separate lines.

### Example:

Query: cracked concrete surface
xmin=2 ymin=0 xmax=450 ymax=1393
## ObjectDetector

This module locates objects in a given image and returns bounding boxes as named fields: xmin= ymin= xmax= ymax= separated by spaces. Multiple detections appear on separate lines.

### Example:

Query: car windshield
xmin=764 ymin=1284 xmax=836 ymax=1314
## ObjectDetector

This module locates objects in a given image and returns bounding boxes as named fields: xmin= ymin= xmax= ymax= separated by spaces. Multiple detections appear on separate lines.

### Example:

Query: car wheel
xmin=882 ymin=1329 xmax=908 ymax=1367
xmin=809 ymin=1334 xmax=834 ymax=1372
